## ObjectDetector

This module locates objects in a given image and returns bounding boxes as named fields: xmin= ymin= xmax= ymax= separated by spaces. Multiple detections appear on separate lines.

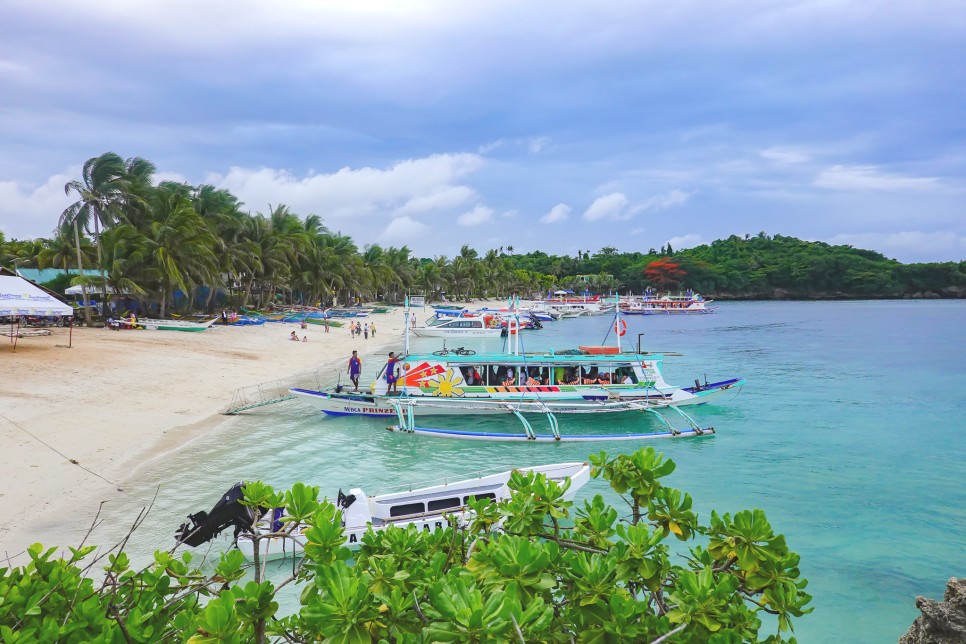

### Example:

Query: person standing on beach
xmin=363 ymin=323 xmax=369 ymax=340
xmin=370 ymin=321 xmax=376 ymax=337
xmin=221 ymin=309 xmax=228 ymax=325
xmin=347 ymin=350 xmax=362 ymax=391
xmin=411 ymin=312 xmax=417 ymax=328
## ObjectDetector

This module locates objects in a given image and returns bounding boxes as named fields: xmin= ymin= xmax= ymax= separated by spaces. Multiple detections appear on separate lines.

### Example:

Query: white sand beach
xmin=0 ymin=303 xmax=501 ymax=559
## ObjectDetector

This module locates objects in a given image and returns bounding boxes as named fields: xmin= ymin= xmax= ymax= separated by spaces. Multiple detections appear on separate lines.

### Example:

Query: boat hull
xmin=290 ymin=379 xmax=742 ymax=418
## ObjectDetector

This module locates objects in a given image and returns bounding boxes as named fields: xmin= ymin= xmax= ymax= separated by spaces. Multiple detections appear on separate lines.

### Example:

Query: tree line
xmin=1 ymin=153 xmax=964 ymax=322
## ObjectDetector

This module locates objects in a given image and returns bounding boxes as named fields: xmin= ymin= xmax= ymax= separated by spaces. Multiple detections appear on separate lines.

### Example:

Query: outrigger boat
xmin=136 ymin=317 xmax=217 ymax=332
xmin=622 ymin=288 xmax=714 ymax=315
xmin=176 ymin=462 xmax=590 ymax=560
xmin=290 ymin=297 xmax=742 ymax=441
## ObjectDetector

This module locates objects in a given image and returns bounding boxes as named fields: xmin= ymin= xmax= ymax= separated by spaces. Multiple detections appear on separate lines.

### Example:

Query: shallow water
xmin=87 ymin=301 xmax=966 ymax=642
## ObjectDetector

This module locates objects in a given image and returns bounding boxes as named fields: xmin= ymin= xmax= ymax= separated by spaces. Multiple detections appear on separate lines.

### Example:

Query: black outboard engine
xmin=175 ymin=482 xmax=266 ymax=547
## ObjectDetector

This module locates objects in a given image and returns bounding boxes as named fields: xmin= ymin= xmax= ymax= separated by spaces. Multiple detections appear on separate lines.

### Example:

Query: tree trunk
xmin=94 ymin=217 xmax=109 ymax=317
xmin=73 ymin=221 xmax=92 ymax=327
xmin=159 ymin=284 xmax=167 ymax=318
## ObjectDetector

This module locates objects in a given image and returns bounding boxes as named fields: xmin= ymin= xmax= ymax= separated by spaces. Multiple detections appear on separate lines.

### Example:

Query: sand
xmin=0 ymin=303 xmax=501 ymax=560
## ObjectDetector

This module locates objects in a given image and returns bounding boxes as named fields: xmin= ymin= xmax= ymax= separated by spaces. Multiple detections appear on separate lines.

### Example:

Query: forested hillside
xmin=504 ymin=233 xmax=966 ymax=299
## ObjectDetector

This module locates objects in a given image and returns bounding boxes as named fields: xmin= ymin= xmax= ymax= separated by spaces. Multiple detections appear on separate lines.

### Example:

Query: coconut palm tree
xmin=61 ymin=152 xmax=129 ymax=318
xmin=141 ymin=186 xmax=219 ymax=316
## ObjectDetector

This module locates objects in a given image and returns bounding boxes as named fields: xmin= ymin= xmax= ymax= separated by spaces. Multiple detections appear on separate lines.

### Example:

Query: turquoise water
xmin=93 ymin=301 xmax=965 ymax=642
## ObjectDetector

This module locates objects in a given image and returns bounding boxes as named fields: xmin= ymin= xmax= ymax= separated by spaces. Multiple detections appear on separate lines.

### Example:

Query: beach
xmin=0 ymin=304 xmax=485 ymax=560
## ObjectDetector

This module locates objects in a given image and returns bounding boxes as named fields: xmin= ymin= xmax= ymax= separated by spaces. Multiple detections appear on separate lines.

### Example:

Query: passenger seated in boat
xmin=597 ymin=372 xmax=611 ymax=384
xmin=525 ymin=369 xmax=539 ymax=386
xmin=502 ymin=368 xmax=516 ymax=387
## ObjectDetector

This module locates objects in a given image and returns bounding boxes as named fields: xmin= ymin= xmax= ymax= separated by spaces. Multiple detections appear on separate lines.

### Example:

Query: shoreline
xmin=0 ymin=307 xmax=423 ymax=560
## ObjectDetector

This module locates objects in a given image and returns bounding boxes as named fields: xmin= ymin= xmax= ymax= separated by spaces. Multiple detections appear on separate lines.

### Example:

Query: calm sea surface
xmin=92 ymin=301 xmax=965 ymax=642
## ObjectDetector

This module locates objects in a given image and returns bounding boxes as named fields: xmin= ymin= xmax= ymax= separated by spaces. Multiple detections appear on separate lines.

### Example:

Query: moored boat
xmin=176 ymin=462 xmax=591 ymax=560
xmin=137 ymin=317 xmax=217 ymax=332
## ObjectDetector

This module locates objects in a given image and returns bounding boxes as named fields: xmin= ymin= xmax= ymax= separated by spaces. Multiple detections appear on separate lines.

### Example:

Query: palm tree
xmin=141 ymin=187 xmax=218 ymax=316
xmin=61 ymin=153 xmax=129 ymax=320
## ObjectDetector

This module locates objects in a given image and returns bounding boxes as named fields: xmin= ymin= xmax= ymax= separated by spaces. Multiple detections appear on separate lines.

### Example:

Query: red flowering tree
xmin=644 ymin=259 xmax=686 ymax=291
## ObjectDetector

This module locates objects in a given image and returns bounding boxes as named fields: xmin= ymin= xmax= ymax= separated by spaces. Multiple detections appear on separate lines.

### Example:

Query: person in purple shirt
xmin=347 ymin=350 xmax=362 ymax=391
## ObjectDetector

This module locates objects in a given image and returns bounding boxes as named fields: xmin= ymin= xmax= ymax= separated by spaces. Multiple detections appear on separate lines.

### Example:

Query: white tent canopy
xmin=65 ymin=284 xmax=118 ymax=296
xmin=0 ymin=275 xmax=73 ymax=317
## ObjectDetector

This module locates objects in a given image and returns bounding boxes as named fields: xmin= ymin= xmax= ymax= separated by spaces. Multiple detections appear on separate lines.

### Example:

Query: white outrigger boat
xmin=136 ymin=317 xmax=218 ymax=332
xmin=290 ymin=297 xmax=742 ymax=441
xmin=412 ymin=314 xmax=504 ymax=338
xmin=622 ymin=289 xmax=714 ymax=315
xmin=176 ymin=462 xmax=590 ymax=560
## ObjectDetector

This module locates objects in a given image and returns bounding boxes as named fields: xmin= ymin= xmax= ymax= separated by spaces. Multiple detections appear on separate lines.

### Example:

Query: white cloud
xmin=208 ymin=153 xmax=484 ymax=219
xmin=639 ymin=189 xmax=691 ymax=213
xmin=583 ymin=193 xmax=630 ymax=222
xmin=528 ymin=137 xmax=550 ymax=153
xmin=541 ymin=203 xmax=570 ymax=223
xmin=379 ymin=215 xmax=430 ymax=244
xmin=583 ymin=189 xmax=690 ymax=223
xmin=759 ymin=147 xmax=809 ymax=164
xmin=395 ymin=186 xmax=476 ymax=216
xmin=457 ymin=204 xmax=494 ymax=226
xmin=0 ymin=172 xmax=75 ymax=239
xmin=665 ymin=233 xmax=704 ymax=250
xmin=813 ymin=165 xmax=939 ymax=191
xmin=826 ymin=231 xmax=966 ymax=262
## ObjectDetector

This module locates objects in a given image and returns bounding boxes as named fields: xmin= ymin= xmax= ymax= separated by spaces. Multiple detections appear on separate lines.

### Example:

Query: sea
xmin=85 ymin=301 xmax=965 ymax=642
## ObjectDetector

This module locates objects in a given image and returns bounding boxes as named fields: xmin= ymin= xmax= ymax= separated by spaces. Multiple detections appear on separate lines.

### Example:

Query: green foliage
xmin=1 ymin=447 xmax=811 ymax=642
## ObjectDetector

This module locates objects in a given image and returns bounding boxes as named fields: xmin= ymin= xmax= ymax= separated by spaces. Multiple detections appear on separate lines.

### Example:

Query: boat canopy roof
xmin=403 ymin=350 xmax=663 ymax=364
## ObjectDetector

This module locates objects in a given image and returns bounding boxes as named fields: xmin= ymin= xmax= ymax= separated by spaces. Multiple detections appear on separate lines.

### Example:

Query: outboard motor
xmin=175 ymin=482 xmax=266 ymax=547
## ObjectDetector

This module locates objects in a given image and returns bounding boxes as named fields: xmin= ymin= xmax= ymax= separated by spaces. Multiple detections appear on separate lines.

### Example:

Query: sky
xmin=1 ymin=0 xmax=964 ymax=262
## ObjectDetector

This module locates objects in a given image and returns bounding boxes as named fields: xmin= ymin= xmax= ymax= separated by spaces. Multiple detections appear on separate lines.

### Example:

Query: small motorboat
xmin=176 ymin=462 xmax=590 ymax=560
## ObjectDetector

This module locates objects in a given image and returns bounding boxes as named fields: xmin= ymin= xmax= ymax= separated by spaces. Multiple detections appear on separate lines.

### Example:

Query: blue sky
xmin=1 ymin=0 xmax=964 ymax=262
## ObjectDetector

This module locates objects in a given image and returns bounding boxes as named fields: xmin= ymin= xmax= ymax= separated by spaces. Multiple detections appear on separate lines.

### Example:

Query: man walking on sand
xmin=347 ymin=350 xmax=362 ymax=391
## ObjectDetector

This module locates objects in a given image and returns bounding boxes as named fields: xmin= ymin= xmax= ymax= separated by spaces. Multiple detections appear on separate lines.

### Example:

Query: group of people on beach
xmin=347 ymin=349 xmax=400 ymax=393
xmin=349 ymin=321 xmax=375 ymax=339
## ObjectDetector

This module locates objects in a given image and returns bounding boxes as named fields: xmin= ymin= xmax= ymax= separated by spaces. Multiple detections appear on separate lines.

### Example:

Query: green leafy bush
xmin=0 ymin=447 xmax=811 ymax=642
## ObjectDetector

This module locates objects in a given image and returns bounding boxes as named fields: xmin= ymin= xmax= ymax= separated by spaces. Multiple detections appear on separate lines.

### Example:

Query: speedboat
xmin=176 ymin=462 xmax=591 ymax=560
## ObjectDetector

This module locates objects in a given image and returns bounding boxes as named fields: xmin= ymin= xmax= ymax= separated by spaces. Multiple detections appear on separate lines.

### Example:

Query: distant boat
xmin=176 ymin=462 xmax=591 ymax=560
xmin=411 ymin=315 xmax=504 ymax=338
xmin=136 ymin=317 xmax=217 ymax=332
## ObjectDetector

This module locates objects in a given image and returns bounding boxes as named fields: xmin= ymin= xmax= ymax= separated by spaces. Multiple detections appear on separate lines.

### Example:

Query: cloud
xmin=759 ymin=147 xmax=809 ymax=164
xmin=813 ymin=165 xmax=939 ymax=191
xmin=541 ymin=203 xmax=570 ymax=224
xmin=208 ymin=153 xmax=484 ymax=219
xmin=826 ymin=231 xmax=966 ymax=262
xmin=528 ymin=137 xmax=549 ymax=153
xmin=379 ymin=215 xmax=430 ymax=244
xmin=457 ymin=204 xmax=494 ymax=226
xmin=583 ymin=193 xmax=630 ymax=222
xmin=665 ymin=233 xmax=704 ymax=250
xmin=395 ymin=186 xmax=476 ymax=215
xmin=639 ymin=189 xmax=691 ymax=213
xmin=0 ymin=172 xmax=75 ymax=239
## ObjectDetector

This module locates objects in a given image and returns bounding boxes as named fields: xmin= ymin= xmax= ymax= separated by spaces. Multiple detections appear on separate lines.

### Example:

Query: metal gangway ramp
xmin=224 ymin=368 xmax=331 ymax=415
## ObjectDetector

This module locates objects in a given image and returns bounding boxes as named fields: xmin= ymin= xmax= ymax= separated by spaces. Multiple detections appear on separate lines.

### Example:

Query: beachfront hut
xmin=0 ymin=268 xmax=74 ymax=351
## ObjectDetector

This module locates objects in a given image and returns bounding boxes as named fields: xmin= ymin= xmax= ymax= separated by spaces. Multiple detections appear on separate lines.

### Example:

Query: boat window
xmin=428 ymin=497 xmax=461 ymax=512
xmin=464 ymin=492 xmax=496 ymax=504
xmin=459 ymin=365 xmax=484 ymax=386
xmin=389 ymin=502 xmax=425 ymax=517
